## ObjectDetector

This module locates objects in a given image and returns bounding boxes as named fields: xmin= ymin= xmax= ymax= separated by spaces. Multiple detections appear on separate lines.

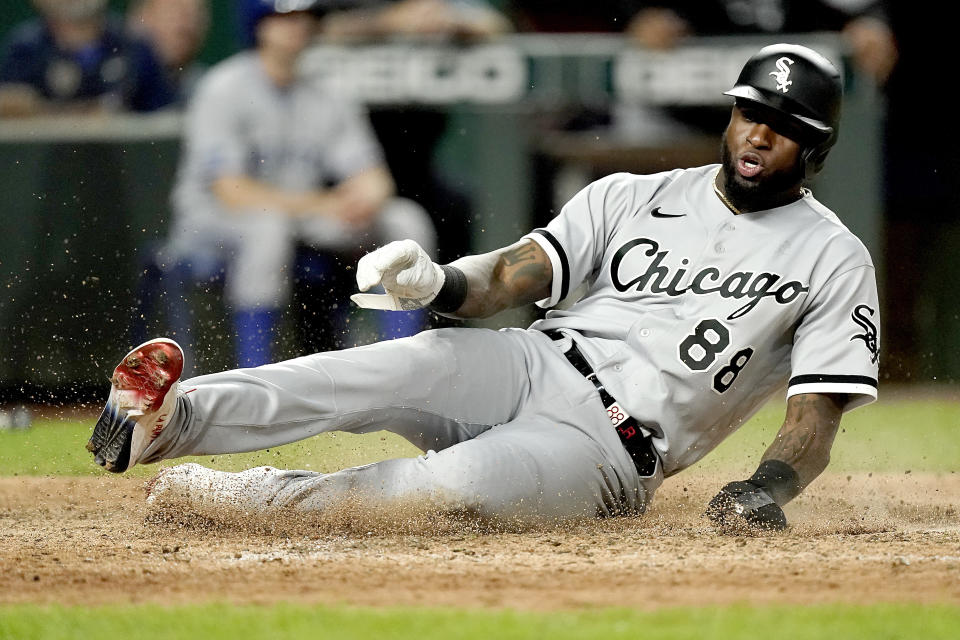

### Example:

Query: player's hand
xmin=705 ymin=480 xmax=787 ymax=533
xmin=350 ymin=240 xmax=444 ymax=311
xmin=330 ymin=183 xmax=382 ymax=230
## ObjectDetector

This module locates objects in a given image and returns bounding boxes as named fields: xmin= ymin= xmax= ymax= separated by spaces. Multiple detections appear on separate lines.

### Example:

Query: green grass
xmin=1 ymin=394 xmax=957 ymax=477
xmin=689 ymin=394 xmax=960 ymax=475
xmin=0 ymin=419 xmax=421 ymax=477
xmin=1 ymin=603 xmax=959 ymax=640
xmin=2 ymin=397 xmax=958 ymax=632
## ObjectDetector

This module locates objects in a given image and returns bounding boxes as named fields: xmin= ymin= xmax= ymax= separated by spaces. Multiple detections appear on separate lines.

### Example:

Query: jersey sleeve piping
xmin=787 ymin=374 xmax=878 ymax=411
xmin=789 ymin=374 xmax=877 ymax=387
xmin=527 ymin=229 xmax=569 ymax=307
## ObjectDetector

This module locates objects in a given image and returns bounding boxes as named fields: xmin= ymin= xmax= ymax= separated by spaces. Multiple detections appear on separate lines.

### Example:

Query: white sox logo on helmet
xmin=770 ymin=57 xmax=795 ymax=93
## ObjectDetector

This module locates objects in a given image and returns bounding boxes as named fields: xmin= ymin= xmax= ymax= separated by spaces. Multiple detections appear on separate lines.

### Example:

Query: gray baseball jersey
xmin=136 ymin=164 xmax=878 ymax=521
xmin=526 ymin=165 xmax=880 ymax=476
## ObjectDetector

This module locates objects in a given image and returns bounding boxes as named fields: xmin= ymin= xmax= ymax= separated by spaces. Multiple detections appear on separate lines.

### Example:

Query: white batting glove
xmin=350 ymin=240 xmax=445 ymax=311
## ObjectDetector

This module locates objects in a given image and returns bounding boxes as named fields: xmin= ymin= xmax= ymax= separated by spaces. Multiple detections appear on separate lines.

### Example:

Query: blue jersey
xmin=0 ymin=15 xmax=174 ymax=111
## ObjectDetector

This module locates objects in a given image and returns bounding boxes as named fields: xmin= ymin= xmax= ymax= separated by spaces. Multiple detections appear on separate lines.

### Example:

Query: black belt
xmin=543 ymin=330 xmax=658 ymax=477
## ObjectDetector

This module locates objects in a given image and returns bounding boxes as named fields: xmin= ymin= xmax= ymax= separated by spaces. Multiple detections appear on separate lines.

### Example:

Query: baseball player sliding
xmin=87 ymin=43 xmax=879 ymax=531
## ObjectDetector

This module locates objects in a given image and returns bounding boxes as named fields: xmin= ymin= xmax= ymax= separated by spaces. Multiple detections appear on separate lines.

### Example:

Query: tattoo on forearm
xmin=768 ymin=396 xmax=819 ymax=461
xmin=456 ymin=241 xmax=551 ymax=318
xmin=505 ymin=263 xmax=549 ymax=294
xmin=763 ymin=394 xmax=843 ymax=487
xmin=498 ymin=243 xmax=550 ymax=304
xmin=766 ymin=424 xmax=815 ymax=465
xmin=502 ymin=244 xmax=537 ymax=266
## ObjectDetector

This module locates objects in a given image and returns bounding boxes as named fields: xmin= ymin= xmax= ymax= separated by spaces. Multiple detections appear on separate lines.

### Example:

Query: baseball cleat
xmin=86 ymin=338 xmax=184 ymax=473
xmin=145 ymin=463 xmax=284 ymax=512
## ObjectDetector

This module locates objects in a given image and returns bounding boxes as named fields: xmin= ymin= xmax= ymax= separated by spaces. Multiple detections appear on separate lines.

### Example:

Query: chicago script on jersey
xmin=610 ymin=237 xmax=809 ymax=320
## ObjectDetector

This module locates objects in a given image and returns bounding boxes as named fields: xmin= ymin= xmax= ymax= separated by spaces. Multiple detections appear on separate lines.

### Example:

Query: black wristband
xmin=427 ymin=265 xmax=468 ymax=314
xmin=748 ymin=459 xmax=801 ymax=506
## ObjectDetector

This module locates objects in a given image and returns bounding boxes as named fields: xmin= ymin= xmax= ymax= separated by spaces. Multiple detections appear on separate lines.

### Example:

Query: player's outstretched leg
xmin=143 ymin=412 xmax=654 ymax=523
xmin=86 ymin=338 xmax=184 ymax=473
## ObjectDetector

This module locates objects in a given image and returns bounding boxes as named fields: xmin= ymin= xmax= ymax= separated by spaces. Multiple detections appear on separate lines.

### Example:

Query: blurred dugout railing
xmin=0 ymin=33 xmax=891 ymax=402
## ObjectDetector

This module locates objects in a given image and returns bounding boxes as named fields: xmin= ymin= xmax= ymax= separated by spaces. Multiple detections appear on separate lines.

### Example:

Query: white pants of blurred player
xmin=166 ymin=197 xmax=435 ymax=309
xmin=157 ymin=197 xmax=436 ymax=368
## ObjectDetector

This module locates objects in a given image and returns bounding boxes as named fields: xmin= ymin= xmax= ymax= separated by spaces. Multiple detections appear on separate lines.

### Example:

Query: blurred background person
xmin=507 ymin=0 xmax=894 ymax=235
xmin=619 ymin=2 xmax=912 ymax=379
xmin=126 ymin=0 xmax=212 ymax=104
xmin=508 ymin=0 xmax=891 ymax=141
xmin=162 ymin=0 xmax=436 ymax=369
xmin=621 ymin=1 xmax=893 ymax=137
xmin=317 ymin=0 xmax=511 ymax=41
xmin=0 ymin=0 xmax=175 ymax=118
xmin=305 ymin=0 xmax=513 ymax=268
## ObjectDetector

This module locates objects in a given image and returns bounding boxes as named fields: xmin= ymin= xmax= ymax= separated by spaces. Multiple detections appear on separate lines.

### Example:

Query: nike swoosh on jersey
xmin=651 ymin=207 xmax=686 ymax=218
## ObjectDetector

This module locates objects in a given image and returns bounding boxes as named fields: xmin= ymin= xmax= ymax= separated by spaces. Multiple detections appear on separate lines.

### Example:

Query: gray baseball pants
xmin=141 ymin=327 xmax=662 ymax=520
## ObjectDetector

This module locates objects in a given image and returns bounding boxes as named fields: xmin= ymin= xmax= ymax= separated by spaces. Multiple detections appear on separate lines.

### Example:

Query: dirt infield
xmin=1 ymin=470 xmax=958 ymax=610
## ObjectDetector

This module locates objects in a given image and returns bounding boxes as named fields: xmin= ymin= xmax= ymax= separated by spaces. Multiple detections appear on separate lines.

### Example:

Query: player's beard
xmin=719 ymin=139 xmax=805 ymax=212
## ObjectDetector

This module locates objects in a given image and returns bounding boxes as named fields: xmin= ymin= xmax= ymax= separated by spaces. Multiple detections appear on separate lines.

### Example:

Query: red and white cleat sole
xmin=86 ymin=338 xmax=184 ymax=473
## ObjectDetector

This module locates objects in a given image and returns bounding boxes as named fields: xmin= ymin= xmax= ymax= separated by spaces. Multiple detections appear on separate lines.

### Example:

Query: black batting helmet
xmin=724 ymin=43 xmax=843 ymax=177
